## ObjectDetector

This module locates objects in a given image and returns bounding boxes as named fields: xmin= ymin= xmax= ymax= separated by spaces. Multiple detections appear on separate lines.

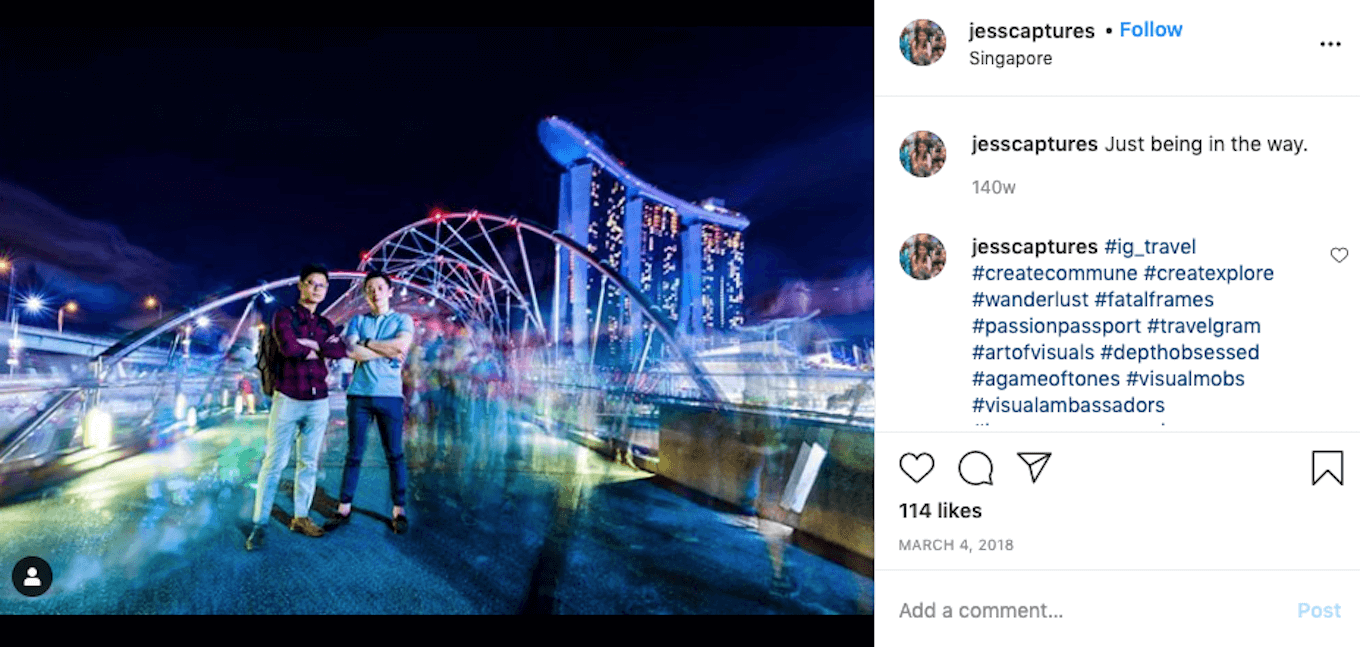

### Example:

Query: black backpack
xmin=256 ymin=317 xmax=283 ymax=396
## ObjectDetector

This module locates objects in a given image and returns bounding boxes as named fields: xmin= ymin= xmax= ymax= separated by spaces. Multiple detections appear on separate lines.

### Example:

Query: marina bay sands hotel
xmin=538 ymin=117 xmax=748 ymax=365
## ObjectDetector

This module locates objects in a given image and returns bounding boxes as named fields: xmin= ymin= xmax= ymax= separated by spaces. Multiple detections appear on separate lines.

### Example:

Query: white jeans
xmin=252 ymin=393 xmax=330 ymax=525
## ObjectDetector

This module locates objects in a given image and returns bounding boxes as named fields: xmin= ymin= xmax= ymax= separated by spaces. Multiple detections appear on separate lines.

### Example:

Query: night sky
xmin=0 ymin=27 xmax=871 ymax=337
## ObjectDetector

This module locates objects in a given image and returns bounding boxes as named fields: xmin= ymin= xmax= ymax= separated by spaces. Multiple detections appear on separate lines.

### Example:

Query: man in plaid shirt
xmin=246 ymin=263 xmax=349 ymax=551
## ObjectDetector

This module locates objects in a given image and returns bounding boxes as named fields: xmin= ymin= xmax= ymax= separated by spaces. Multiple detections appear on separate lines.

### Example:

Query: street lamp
xmin=0 ymin=257 xmax=13 ymax=324
xmin=58 ymin=300 xmax=77 ymax=334
xmin=2 ymin=259 xmax=15 ymax=374
xmin=8 ymin=294 xmax=44 ymax=375
xmin=145 ymin=295 xmax=163 ymax=319
xmin=6 ymin=336 xmax=18 ymax=374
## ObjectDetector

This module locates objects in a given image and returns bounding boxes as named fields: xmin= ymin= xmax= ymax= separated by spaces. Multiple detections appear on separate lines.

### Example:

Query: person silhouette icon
xmin=12 ymin=556 xmax=53 ymax=596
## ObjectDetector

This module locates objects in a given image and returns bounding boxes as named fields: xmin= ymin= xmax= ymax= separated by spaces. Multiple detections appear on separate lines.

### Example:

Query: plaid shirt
xmin=272 ymin=304 xmax=348 ymax=401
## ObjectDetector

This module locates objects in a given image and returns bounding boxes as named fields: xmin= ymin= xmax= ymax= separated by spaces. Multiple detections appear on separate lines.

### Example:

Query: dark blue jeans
xmin=341 ymin=396 xmax=408 ymax=507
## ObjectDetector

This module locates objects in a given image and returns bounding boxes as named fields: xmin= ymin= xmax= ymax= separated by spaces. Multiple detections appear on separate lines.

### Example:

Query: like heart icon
xmin=900 ymin=452 xmax=935 ymax=483
xmin=1331 ymin=247 xmax=1348 ymax=263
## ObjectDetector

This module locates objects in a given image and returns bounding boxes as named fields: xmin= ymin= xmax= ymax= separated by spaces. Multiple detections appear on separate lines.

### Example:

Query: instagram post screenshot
xmin=877 ymin=1 xmax=1355 ymax=643
xmin=0 ymin=25 xmax=875 ymax=622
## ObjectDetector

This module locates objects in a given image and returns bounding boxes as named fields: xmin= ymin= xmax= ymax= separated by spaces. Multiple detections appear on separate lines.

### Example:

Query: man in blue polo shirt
xmin=325 ymin=270 xmax=415 ymax=533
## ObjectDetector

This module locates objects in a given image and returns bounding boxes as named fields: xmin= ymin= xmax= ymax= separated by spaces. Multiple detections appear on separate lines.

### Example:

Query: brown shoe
xmin=290 ymin=517 xmax=325 ymax=537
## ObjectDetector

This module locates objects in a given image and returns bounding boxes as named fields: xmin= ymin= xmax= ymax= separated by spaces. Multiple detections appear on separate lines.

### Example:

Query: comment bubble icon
xmin=959 ymin=451 xmax=994 ymax=486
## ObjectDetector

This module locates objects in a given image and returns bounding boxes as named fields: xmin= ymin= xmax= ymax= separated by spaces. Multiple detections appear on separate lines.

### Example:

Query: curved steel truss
xmin=1 ymin=211 xmax=728 ymax=480
xmin=354 ymin=210 xmax=721 ymax=402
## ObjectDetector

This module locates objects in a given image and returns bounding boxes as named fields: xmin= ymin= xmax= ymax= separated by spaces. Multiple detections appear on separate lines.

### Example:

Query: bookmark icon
xmin=1017 ymin=452 xmax=1052 ymax=484
xmin=1312 ymin=451 xmax=1343 ymax=486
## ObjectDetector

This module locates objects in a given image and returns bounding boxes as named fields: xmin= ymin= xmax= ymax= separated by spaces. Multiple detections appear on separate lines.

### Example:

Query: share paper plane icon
xmin=1018 ymin=452 xmax=1052 ymax=483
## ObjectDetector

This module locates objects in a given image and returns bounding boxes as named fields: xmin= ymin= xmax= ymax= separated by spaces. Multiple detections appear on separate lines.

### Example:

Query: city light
xmin=83 ymin=407 xmax=114 ymax=449
xmin=58 ymin=300 xmax=78 ymax=333
xmin=1 ymin=257 xmax=14 ymax=327
xmin=195 ymin=315 xmax=211 ymax=329
xmin=23 ymin=295 xmax=45 ymax=313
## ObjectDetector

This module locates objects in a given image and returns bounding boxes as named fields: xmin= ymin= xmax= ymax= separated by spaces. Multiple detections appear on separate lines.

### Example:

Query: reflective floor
xmin=0 ymin=399 xmax=873 ymax=614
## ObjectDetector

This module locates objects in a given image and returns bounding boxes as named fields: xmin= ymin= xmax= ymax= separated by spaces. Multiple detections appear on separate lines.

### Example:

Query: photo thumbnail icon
xmin=900 ymin=131 xmax=946 ymax=178
xmin=900 ymin=234 xmax=946 ymax=280
xmin=900 ymin=20 xmax=946 ymax=66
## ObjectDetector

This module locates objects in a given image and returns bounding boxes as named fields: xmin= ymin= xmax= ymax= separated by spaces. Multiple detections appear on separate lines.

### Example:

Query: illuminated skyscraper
xmin=698 ymin=213 xmax=745 ymax=332
xmin=539 ymin=117 xmax=748 ymax=366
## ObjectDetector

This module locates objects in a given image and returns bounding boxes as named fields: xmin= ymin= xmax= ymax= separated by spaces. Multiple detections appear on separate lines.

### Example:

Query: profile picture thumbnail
xmin=900 ymin=131 xmax=946 ymax=178
xmin=900 ymin=234 xmax=946 ymax=280
xmin=900 ymin=20 xmax=946 ymax=66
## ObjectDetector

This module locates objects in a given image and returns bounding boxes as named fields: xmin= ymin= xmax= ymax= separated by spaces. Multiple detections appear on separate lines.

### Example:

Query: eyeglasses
xmin=303 ymin=281 xmax=328 ymax=289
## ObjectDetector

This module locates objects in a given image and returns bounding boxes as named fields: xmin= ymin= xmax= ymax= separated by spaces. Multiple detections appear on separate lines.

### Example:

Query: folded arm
xmin=366 ymin=332 xmax=412 ymax=359
xmin=347 ymin=334 xmax=383 ymax=363
xmin=275 ymin=310 xmax=318 ymax=359
xmin=319 ymin=328 xmax=349 ymax=360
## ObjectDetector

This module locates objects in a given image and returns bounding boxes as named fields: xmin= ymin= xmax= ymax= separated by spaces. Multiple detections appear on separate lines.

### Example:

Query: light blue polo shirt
xmin=343 ymin=310 xmax=414 ymax=398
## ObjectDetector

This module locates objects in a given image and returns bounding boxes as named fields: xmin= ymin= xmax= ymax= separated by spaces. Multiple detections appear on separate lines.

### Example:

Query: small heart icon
xmin=1332 ymin=247 xmax=1349 ymax=263
xmin=900 ymin=452 xmax=935 ymax=483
